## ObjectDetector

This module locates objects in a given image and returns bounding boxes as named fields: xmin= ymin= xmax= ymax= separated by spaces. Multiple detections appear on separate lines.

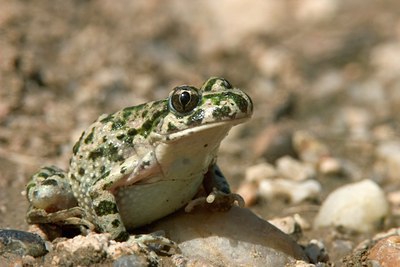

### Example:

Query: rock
xmin=374 ymin=140 xmax=400 ymax=181
xmin=295 ymin=0 xmax=339 ymax=23
xmin=292 ymin=131 xmax=330 ymax=165
xmin=367 ymin=235 xmax=400 ymax=266
xmin=268 ymin=216 xmax=302 ymax=241
xmin=0 ymin=229 xmax=48 ymax=257
xmin=114 ymin=254 xmax=153 ymax=267
xmin=236 ymin=181 xmax=259 ymax=207
xmin=388 ymin=190 xmax=400 ymax=216
xmin=150 ymin=206 xmax=308 ymax=266
xmin=337 ymin=107 xmax=372 ymax=140
xmin=245 ymin=162 xmax=277 ymax=182
xmin=252 ymin=126 xmax=297 ymax=163
xmin=371 ymin=42 xmax=400 ymax=82
xmin=50 ymin=232 xmax=161 ymax=266
xmin=259 ymin=178 xmax=321 ymax=204
xmin=343 ymin=228 xmax=400 ymax=266
xmin=318 ymin=156 xmax=343 ymax=175
xmin=276 ymin=156 xmax=316 ymax=181
xmin=303 ymin=239 xmax=329 ymax=264
xmin=314 ymin=179 xmax=389 ymax=233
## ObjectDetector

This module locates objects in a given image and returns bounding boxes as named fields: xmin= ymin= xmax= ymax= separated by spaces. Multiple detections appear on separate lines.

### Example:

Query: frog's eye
xmin=220 ymin=78 xmax=233 ymax=89
xmin=169 ymin=85 xmax=201 ymax=114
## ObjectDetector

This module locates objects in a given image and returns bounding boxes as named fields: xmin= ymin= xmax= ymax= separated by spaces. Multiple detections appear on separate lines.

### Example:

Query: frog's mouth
xmin=155 ymin=117 xmax=250 ymax=143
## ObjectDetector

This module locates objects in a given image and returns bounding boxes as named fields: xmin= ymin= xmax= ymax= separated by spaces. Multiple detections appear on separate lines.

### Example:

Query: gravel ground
xmin=1 ymin=1 xmax=400 ymax=266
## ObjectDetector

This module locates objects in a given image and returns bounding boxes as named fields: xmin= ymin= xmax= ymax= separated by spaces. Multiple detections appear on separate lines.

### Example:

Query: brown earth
xmin=1 ymin=0 xmax=400 ymax=266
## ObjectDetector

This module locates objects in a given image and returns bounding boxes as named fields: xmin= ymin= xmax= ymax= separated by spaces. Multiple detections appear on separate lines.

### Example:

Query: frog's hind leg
xmin=27 ymin=206 xmax=95 ymax=234
xmin=185 ymin=164 xmax=245 ymax=212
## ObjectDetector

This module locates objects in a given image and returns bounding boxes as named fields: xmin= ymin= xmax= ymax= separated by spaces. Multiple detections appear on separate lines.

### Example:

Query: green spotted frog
xmin=26 ymin=77 xmax=253 ymax=241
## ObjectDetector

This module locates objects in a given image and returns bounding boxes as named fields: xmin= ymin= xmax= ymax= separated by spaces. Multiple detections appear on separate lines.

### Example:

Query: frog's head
xmin=155 ymin=77 xmax=253 ymax=141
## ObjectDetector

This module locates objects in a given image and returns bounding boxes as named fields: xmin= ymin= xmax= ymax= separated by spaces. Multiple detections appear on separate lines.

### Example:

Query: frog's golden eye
xmin=220 ymin=78 xmax=233 ymax=89
xmin=169 ymin=86 xmax=201 ymax=114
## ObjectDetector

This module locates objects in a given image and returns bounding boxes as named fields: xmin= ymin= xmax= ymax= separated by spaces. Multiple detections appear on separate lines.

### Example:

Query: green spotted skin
xmin=27 ymin=77 xmax=253 ymax=241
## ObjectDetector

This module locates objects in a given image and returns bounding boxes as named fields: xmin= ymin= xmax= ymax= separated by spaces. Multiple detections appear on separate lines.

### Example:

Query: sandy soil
xmin=1 ymin=0 xmax=400 ymax=266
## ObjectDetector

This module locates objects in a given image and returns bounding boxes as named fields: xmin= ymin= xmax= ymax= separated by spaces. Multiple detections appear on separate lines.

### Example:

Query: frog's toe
xmin=185 ymin=188 xmax=245 ymax=212
xmin=129 ymin=231 xmax=179 ymax=255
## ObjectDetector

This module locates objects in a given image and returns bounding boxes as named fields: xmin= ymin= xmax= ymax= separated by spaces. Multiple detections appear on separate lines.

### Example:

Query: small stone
xmin=236 ymin=181 xmax=259 ymax=207
xmin=259 ymin=179 xmax=321 ymax=204
xmin=331 ymin=240 xmax=354 ymax=262
xmin=252 ymin=126 xmax=296 ymax=163
xmin=276 ymin=156 xmax=316 ymax=181
xmin=292 ymin=131 xmax=330 ymax=165
xmin=374 ymin=141 xmax=400 ymax=181
xmin=269 ymin=216 xmax=302 ymax=241
xmin=388 ymin=191 xmax=400 ymax=216
xmin=293 ymin=214 xmax=311 ymax=231
xmin=367 ymin=235 xmax=400 ymax=266
xmin=314 ymin=180 xmax=389 ymax=233
xmin=295 ymin=0 xmax=339 ymax=23
xmin=371 ymin=42 xmax=400 ymax=81
xmin=113 ymin=254 xmax=151 ymax=267
xmin=318 ymin=156 xmax=343 ymax=175
xmin=245 ymin=162 xmax=277 ymax=182
xmin=303 ymin=239 xmax=329 ymax=264
xmin=0 ymin=229 xmax=48 ymax=257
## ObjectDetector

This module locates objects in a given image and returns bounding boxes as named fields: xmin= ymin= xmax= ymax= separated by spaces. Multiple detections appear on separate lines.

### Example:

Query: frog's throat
xmin=150 ymin=117 xmax=250 ymax=143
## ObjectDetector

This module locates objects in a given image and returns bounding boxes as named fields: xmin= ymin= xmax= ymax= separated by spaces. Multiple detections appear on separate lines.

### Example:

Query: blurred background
xmin=1 ymin=1 xmax=400 ymax=264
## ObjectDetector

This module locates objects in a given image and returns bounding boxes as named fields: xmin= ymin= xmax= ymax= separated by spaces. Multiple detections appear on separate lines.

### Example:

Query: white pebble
xmin=318 ymin=157 xmax=343 ymax=175
xmin=259 ymin=179 xmax=321 ymax=204
xmin=314 ymin=179 xmax=389 ymax=233
xmin=374 ymin=141 xmax=400 ymax=181
xmin=245 ymin=162 xmax=277 ymax=182
xmin=276 ymin=156 xmax=316 ymax=181
xmin=293 ymin=131 xmax=330 ymax=165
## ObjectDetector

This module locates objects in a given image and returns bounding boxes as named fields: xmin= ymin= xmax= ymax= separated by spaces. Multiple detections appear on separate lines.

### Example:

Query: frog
xmin=26 ymin=77 xmax=253 ymax=242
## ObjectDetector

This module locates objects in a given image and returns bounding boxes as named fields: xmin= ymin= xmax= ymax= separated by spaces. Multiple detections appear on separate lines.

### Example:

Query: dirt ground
xmin=1 ymin=0 xmax=400 ymax=266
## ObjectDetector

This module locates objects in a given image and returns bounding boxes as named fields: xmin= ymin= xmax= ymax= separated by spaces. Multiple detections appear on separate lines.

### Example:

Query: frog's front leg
xmin=88 ymin=153 xmax=160 ymax=241
xmin=89 ymin=183 xmax=129 ymax=241
xmin=185 ymin=164 xmax=245 ymax=212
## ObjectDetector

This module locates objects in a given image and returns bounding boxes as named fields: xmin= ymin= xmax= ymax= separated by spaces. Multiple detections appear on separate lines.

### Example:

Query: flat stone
xmin=150 ymin=206 xmax=308 ymax=266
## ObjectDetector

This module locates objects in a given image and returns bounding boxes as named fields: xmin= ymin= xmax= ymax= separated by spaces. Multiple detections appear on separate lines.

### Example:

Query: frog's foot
xmin=185 ymin=188 xmax=245 ymax=212
xmin=128 ymin=231 xmax=180 ymax=255
xmin=27 ymin=207 xmax=96 ymax=235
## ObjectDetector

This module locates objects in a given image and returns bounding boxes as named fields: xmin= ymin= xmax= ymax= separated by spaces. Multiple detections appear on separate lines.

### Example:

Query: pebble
xmin=303 ymin=239 xmax=329 ymax=264
xmin=245 ymin=162 xmax=277 ymax=182
xmin=295 ymin=0 xmax=339 ymax=23
xmin=367 ymin=235 xmax=400 ymax=266
xmin=236 ymin=181 xmax=259 ymax=207
xmin=276 ymin=156 xmax=316 ymax=181
xmin=388 ymin=191 xmax=400 ymax=216
xmin=268 ymin=216 xmax=302 ymax=241
xmin=259 ymin=178 xmax=321 ymax=204
xmin=337 ymin=107 xmax=372 ymax=140
xmin=0 ymin=229 xmax=48 ymax=257
xmin=252 ymin=126 xmax=296 ymax=163
xmin=374 ymin=140 xmax=400 ymax=181
xmin=371 ymin=42 xmax=400 ymax=81
xmin=114 ymin=253 xmax=153 ymax=267
xmin=292 ymin=131 xmax=330 ymax=165
xmin=50 ymin=232 xmax=162 ymax=265
xmin=318 ymin=156 xmax=343 ymax=175
xmin=150 ymin=206 xmax=308 ymax=266
xmin=314 ymin=179 xmax=389 ymax=233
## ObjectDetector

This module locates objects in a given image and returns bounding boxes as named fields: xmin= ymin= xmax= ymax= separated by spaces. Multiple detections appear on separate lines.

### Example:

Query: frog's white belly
xmin=115 ymin=174 xmax=203 ymax=230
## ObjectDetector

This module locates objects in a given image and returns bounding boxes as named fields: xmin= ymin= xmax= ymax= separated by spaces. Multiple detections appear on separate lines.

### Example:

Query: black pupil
xmin=180 ymin=91 xmax=191 ymax=107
